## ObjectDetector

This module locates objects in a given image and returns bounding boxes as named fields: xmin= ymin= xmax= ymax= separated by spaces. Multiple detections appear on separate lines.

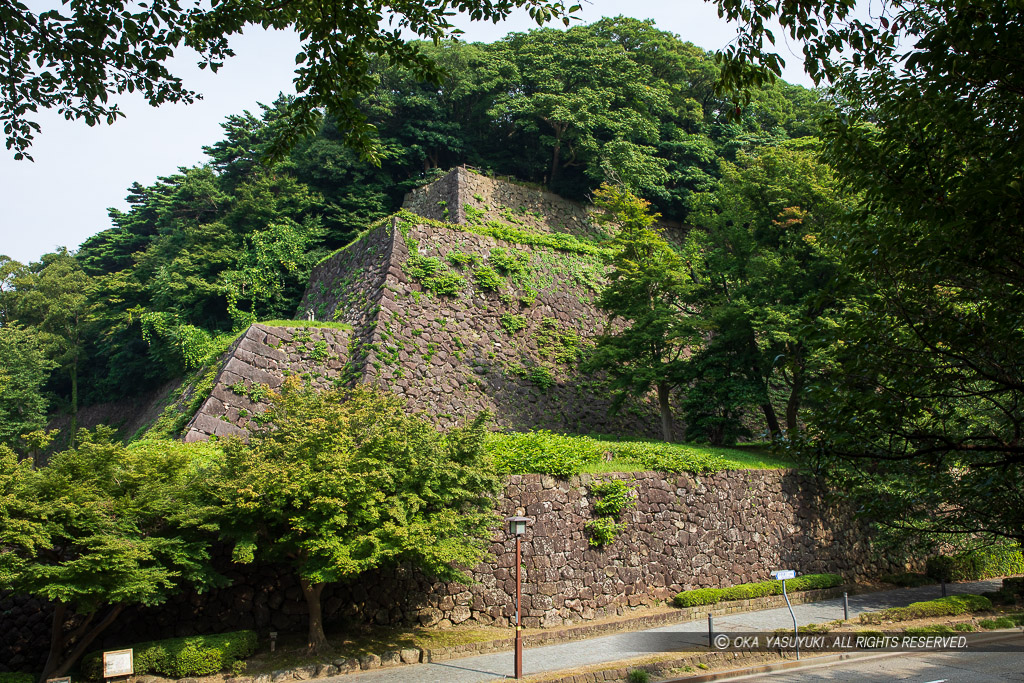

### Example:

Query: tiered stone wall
xmin=0 ymin=469 xmax=889 ymax=673
xmin=183 ymin=323 xmax=352 ymax=441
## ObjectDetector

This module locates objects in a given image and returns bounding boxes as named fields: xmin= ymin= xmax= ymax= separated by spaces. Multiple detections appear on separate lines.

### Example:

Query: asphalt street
xmin=321 ymin=579 xmax=1006 ymax=683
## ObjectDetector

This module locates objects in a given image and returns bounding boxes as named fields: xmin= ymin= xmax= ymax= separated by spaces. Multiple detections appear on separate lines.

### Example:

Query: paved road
xmin=715 ymin=639 xmax=1024 ymax=682
xmin=322 ymin=579 xmax=1003 ymax=683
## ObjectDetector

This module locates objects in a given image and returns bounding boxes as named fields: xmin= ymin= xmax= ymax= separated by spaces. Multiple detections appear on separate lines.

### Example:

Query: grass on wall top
xmin=485 ymin=430 xmax=795 ymax=477
xmin=258 ymin=319 xmax=354 ymax=331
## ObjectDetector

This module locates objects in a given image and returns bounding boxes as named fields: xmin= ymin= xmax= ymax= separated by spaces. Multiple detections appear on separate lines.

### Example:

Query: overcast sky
xmin=0 ymin=0 xmax=816 ymax=265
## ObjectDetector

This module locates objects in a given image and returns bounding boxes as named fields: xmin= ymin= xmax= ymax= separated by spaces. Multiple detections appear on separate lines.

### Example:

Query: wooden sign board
xmin=47 ymin=677 xmax=71 ymax=683
xmin=102 ymin=649 xmax=133 ymax=678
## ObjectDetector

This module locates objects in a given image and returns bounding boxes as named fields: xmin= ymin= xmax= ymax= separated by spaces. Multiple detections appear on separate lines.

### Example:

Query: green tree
xmin=199 ymin=378 xmax=499 ymax=651
xmin=708 ymin=0 xmax=1024 ymax=543
xmin=0 ymin=431 xmax=223 ymax=681
xmin=0 ymin=325 xmax=55 ymax=450
xmin=584 ymin=184 xmax=699 ymax=442
xmin=1 ymin=0 xmax=579 ymax=161
xmin=688 ymin=141 xmax=852 ymax=440
xmin=6 ymin=251 xmax=92 ymax=439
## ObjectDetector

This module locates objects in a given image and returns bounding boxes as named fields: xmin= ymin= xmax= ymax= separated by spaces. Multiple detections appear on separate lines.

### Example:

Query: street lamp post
xmin=506 ymin=516 xmax=531 ymax=679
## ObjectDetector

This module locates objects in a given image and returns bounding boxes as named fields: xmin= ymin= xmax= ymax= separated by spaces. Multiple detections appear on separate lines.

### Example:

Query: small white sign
xmin=103 ymin=649 xmax=133 ymax=678
xmin=771 ymin=570 xmax=796 ymax=580
xmin=47 ymin=677 xmax=71 ymax=683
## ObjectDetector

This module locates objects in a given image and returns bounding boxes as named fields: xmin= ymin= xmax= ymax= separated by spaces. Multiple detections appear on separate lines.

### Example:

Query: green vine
xmin=586 ymin=479 xmax=637 ymax=547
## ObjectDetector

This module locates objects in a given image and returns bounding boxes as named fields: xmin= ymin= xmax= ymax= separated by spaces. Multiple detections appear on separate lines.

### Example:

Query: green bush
xmin=82 ymin=631 xmax=257 ymax=680
xmin=1003 ymin=577 xmax=1024 ymax=595
xmin=925 ymin=545 xmax=1024 ymax=582
xmin=422 ymin=272 xmax=466 ymax=297
xmin=953 ymin=622 xmax=975 ymax=632
xmin=586 ymin=480 xmax=636 ymax=547
xmin=859 ymin=595 xmax=992 ymax=624
xmin=473 ymin=265 xmax=504 ymax=291
xmin=586 ymin=516 xmax=627 ymax=547
xmin=672 ymin=573 xmax=843 ymax=608
xmin=500 ymin=313 xmax=528 ymax=335
xmin=627 ymin=670 xmax=650 ymax=683
xmin=0 ymin=674 xmax=34 ymax=683
xmin=489 ymin=247 xmax=530 ymax=277
xmin=978 ymin=617 xmax=1015 ymax=630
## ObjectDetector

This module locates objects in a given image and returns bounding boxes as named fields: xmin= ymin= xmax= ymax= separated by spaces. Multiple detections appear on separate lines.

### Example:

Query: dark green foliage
xmin=1 ymin=17 xmax=824 ymax=434
xmin=0 ymin=434 xmax=225 ymax=679
xmin=81 ymin=631 xmax=257 ymax=680
xmin=925 ymin=546 xmax=1024 ymax=582
xmin=197 ymin=378 xmax=499 ymax=650
xmin=859 ymin=595 xmax=992 ymax=624
xmin=627 ymin=670 xmax=650 ymax=683
xmin=0 ymin=674 xmax=34 ymax=683
xmin=673 ymin=573 xmax=843 ymax=608
xmin=0 ymin=325 xmax=54 ymax=449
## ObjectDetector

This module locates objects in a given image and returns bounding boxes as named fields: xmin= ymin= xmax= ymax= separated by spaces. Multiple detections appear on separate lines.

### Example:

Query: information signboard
xmin=103 ymin=649 xmax=133 ymax=678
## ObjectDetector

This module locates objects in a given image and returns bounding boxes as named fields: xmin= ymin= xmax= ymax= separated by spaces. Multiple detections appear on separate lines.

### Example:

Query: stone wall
xmin=183 ymin=323 xmax=352 ymax=441
xmin=0 ymin=469 xmax=888 ymax=673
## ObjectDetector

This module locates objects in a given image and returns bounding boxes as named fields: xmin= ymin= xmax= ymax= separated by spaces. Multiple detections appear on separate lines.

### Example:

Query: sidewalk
xmin=322 ymin=579 xmax=1003 ymax=683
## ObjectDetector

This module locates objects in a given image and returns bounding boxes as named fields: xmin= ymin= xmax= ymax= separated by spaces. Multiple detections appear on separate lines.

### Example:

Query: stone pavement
xmin=322 ymin=579 xmax=1003 ymax=683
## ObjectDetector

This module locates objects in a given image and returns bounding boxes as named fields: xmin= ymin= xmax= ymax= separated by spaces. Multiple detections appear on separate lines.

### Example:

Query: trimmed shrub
xmin=673 ymin=573 xmax=843 ymax=608
xmin=953 ymin=622 xmax=975 ymax=632
xmin=0 ymin=674 xmax=35 ymax=683
xmin=978 ymin=617 xmax=1015 ymax=630
xmin=925 ymin=545 xmax=1024 ymax=582
xmin=81 ymin=631 xmax=257 ymax=680
xmin=859 ymin=594 xmax=992 ymax=624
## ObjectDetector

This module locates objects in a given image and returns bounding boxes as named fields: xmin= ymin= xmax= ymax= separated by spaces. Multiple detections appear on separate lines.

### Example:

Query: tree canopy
xmin=197 ymin=378 xmax=499 ymax=650
xmin=0 ymin=0 xmax=581 ymax=160
xmin=0 ymin=431 xmax=224 ymax=681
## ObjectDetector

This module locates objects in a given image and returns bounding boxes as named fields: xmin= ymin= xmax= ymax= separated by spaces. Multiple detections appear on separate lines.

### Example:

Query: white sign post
xmin=102 ymin=649 xmax=133 ymax=679
xmin=771 ymin=570 xmax=799 ymax=660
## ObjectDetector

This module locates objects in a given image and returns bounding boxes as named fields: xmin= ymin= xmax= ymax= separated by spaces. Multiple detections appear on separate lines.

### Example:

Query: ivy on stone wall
xmin=586 ymin=479 xmax=637 ymax=548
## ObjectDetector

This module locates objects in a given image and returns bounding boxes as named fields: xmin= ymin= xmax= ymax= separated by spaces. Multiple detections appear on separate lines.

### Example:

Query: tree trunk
xmin=40 ymin=602 xmax=67 ymax=683
xmin=761 ymin=403 xmax=781 ymax=439
xmin=549 ymin=139 xmax=562 ymax=187
xmin=69 ymin=356 xmax=78 ymax=447
xmin=300 ymin=578 xmax=326 ymax=652
xmin=657 ymin=382 xmax=674 ymax=443
xmin=785 ymin=372 xmax=803 ymax=434
xmin=40 ymin=603 xmax=123 ymax=683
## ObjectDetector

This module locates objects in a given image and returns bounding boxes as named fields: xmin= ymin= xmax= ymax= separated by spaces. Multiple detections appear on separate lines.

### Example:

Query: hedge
xmin=0 ymin=674 xmax=35 ymax=683
xmin=859 ymin=594 xmax=992 ymax=624
xmin=673 ymin=573 xmax=843 ymax=608
xmin=925 ymin=545 xmax=1024 ymax=582
xmin=82 ymin=630 xmax=257 ymax=680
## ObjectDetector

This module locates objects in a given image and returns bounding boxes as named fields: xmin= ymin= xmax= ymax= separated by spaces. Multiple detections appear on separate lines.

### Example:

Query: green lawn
xmin=485 ymin=431 xmax=795 ymax=477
